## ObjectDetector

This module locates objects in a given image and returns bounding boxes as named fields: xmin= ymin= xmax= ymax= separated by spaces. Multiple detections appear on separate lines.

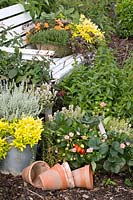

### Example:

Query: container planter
xmin=0 ymin=144 xmax=37 ymax=176
xmin=36 ymin=44 xmax=72 ymax=58
xmin=22 ymin=161 xmax=50 ymax=188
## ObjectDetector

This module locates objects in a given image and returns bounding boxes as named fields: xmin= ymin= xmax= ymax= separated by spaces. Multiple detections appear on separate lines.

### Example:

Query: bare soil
xmin=0 ymin=35 xmax=133 ymax=200
xmin=0 ymin=171 xmax=133 ymax=200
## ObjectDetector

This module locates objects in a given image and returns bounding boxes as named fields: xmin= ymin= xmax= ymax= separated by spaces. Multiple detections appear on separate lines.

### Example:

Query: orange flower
xmin=44 ymin=22 xmax=49 ymax=28
xmin=54 ymin=25 xmax=62 ymax=30
xmin=55 ymin=19 xmax=64 ymax=27
xmin=55 ymin=19 xmax=62 ymax=23
xmin=64 ymin=25 xmax=70 ymax=30
xmin=26 ymin=31 xmax=31 ymax=35
xmin=34 ymin=22 xmax=41 ymax=31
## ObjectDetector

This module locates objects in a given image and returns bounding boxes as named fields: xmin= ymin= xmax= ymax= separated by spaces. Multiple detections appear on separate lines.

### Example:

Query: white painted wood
xmin=0 ymin=12 xmax=32 ymax=32
xmin=0 ymin=3 xmax=83 ymax=80
xmin=0 ymin=22 xmax=34 ymax=41
xmin=0 ymin=47 xmax=55 ymax=56
xmin=52 ymin=55 xmax=83 ymax=79
xmin=0 ymin=4 xmax=25 ymax=20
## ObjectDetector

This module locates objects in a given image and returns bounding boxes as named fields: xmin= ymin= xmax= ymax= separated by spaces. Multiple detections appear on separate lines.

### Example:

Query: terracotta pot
xmin=72 ymin=165 xmax=93 ymax=189
xmin=39 ymin=162 xmax=74 ymax=190
xmin=62 ymin=162 xmax=75 ymax=188
xmin=22 ymin=161 xmax=50 ymax=188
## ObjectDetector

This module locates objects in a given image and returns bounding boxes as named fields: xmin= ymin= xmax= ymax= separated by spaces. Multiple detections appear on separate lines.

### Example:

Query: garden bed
xmin=0 ymin=34 xmax=133 ymax=200
xmin=0 ymin=1 xmax=133 ymax=199
xmin=0 ymin=171 xmax=132 ymax=200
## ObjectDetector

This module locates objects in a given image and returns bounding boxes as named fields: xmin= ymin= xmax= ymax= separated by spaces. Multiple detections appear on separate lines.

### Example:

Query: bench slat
xmin=0 ymin=12 xmax=32 ymax=32
xmin=0 ymin=46 xmax=55 ymax=56
xmin=0 ymin=4 xmax=25 ymax=20
xmin=52 ymin=55 xmax=82 ymax=80
xmin=0 ymin=23 xmax=34 ymax=46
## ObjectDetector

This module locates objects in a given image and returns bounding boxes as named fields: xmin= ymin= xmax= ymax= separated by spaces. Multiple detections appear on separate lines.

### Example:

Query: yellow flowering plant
xmin=70 ymin=14 xmax=105 ymax=64
xmin=0 ymin=116 xmax=43 ymax=160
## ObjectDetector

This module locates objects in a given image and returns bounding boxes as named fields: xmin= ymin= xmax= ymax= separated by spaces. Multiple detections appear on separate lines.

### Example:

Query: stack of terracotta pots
xmin=22 ymin=161 xmax=93 ymax=190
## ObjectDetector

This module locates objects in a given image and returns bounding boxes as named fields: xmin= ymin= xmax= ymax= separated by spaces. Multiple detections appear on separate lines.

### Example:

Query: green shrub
xmin=52 ymin=0 xmax=115 ymax=35
xmin=115 ymin=0 xmax=133 ymax=38
xmin=59 ymin=44 xmax=132 ymax=121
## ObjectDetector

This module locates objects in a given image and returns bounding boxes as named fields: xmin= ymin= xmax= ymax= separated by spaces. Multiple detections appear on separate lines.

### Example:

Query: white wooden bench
xmin=0 ymin=3 xmax=82 ymax=80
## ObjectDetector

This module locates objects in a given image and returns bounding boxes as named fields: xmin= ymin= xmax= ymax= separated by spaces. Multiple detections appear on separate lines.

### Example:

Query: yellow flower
xmin=0 ymin=120 xmax=8 ymax=132
xmin=71 ymin=15 xmax=104 ymax=44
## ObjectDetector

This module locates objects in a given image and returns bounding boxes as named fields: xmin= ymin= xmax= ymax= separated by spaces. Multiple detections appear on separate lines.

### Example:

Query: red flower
xmin=80 ymin=148 xmax=86 ymax=155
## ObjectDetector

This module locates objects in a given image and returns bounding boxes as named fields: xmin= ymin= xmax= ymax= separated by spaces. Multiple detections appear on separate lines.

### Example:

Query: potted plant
xmin=0 ymin=117 xmax=43 ymax=175
xmin=0 ymin=81 xmax=43 ymax=175
xmin=26 ymin=19 xmax=72 ymax=57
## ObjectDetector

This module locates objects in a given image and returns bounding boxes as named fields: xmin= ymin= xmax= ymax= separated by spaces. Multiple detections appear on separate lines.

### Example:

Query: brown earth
xmin=0 ymin=171 xmax=133 ymax=200
xmin=0 ymin=35 xmax=133 ymax=200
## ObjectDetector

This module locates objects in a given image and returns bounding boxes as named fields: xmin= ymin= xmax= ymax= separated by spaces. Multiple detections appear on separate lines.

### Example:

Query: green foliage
xmin=125 ymin=178 xmax=133 ymax=187
xmin=21 ymin=0 xmax=50 ymax=19
xmin=115 ymin=0 xmax=133 ymax=38
xmin=42 ymin=106 xmax=132 ymax=173
xmin=52 ymin=0 xmax=115 ymax=34
xmin=29 ymin=29 xmax=70 ymax=46
xmin=0 ymin=0 xmax=18 ymax=8
xmin=59 ymin=44 xmax=133 ymax=121
xmin=0 ymin=81 xmax=41 ymax=121
xmin=0 ymin=50 xmax=51 ymax=85
xmin=103 ymin=178 xmax=116 ymax=186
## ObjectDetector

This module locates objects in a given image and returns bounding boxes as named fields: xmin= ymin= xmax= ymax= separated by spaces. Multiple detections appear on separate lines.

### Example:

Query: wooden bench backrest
xmin=0 ymin=4 xmax=33 ymax=47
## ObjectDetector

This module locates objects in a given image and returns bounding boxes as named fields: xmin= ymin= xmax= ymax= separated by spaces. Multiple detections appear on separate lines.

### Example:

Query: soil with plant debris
xmin=0 ymin=35 xmax=133 ymax=200
xmin=0 ymin=170 xmax=133 ymax=200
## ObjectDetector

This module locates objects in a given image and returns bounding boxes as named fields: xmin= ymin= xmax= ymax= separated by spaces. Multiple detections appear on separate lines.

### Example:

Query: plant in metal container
xmin=0 ymin=81 xmax=43 ymax=175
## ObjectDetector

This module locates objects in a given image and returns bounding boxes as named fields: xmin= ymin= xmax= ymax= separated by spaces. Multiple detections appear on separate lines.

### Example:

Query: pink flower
xmin=126 ymin=142 xmax=130 ymax=146
xmin=86 ymin=147 xmax=93 ymax=153
xmin=120 ymin=143 xmax=126 ymax=149
xmin=71 ymin=148 xmax=76 ymax=153
xmin=100 ymin=102 xmax=106 ymax=108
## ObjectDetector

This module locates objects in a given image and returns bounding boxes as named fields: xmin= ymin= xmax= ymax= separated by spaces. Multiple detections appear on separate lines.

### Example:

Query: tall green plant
xmin=59 ymin=44 xmax=132 ymax=121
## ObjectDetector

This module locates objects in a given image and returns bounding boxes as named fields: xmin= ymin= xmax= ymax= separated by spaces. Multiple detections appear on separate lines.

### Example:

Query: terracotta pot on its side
xmin=38 ymin=162 xmax=75 ymax=190
xmin=22 ymin=161 xmax=50 ymax=188
xmin=72 ymin=165 xmax=93 ymax=189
